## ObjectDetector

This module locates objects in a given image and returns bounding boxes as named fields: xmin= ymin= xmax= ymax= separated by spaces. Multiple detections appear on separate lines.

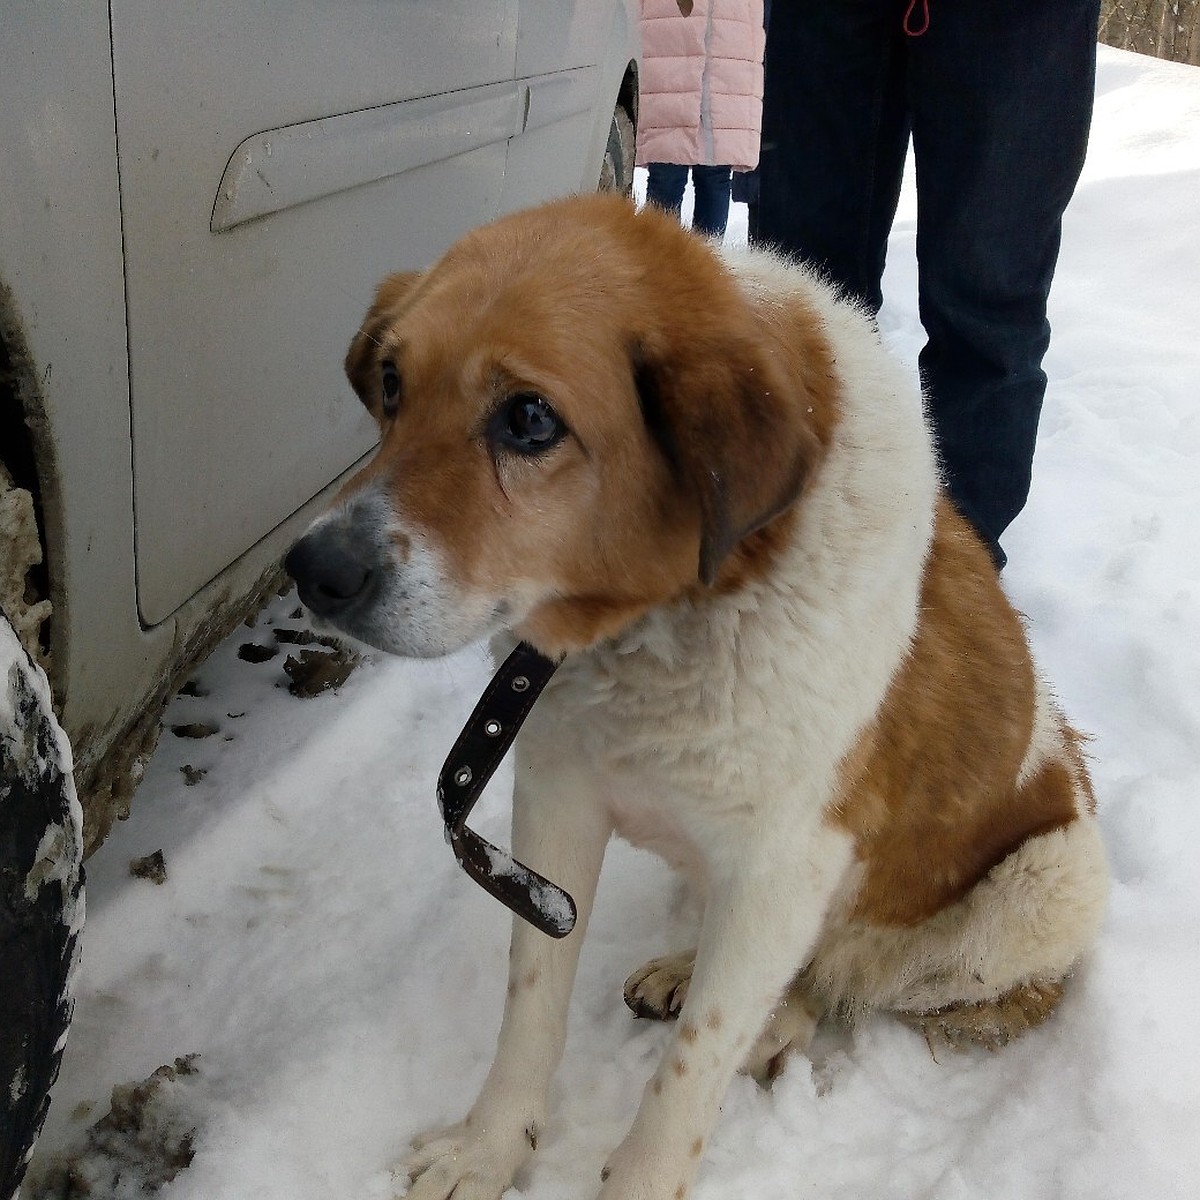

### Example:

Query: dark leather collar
xmin=437 ymin=642 xmax=576 ymax=938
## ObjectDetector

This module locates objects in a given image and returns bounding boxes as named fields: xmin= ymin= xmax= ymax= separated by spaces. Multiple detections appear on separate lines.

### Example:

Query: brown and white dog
xmin=285 ymin=194 xmax=1108 ymax=1200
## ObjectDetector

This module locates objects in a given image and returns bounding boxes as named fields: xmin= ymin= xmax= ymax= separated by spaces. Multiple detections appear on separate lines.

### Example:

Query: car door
xmin=500 ymin=0 xmax=636 ymax=212
xmin=110 ymin=0 xmax=522 ymax=625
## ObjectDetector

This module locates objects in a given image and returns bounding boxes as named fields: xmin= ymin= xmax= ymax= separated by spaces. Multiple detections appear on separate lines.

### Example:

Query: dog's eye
xmin=496 ymin=394 xmax=566 ymax=455
xmin=380 ymin=360 xmax=402 ymax=417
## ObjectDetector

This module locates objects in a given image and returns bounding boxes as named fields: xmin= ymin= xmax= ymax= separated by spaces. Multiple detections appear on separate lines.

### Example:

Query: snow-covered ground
xmin=25 ymin=45 xmax=1200 ymax=1200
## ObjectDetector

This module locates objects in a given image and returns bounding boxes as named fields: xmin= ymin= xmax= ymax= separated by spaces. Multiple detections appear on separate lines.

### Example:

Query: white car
xmin=0 ymin=4 xmax=639 ymax=1191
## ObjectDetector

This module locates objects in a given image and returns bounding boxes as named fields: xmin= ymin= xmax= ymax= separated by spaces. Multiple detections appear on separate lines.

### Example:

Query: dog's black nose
xmin=284 ymin=530 xmax=374 ymax=618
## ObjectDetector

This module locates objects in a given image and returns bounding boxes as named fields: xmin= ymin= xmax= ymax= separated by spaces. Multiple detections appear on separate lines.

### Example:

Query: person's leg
xmin=691 ymin=165 xmax=733 ymax=237
xmin=753 ymin=0 xmax=911 ymax=313
xmin=645 ymin=163 xmax=689 ymax=218
xmin=909 ymin=0 xmax=1100 ymax=564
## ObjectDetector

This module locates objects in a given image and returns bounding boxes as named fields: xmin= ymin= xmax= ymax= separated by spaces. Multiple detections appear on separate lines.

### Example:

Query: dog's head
xmin=285 ymin=195 xmax=836 ymax=658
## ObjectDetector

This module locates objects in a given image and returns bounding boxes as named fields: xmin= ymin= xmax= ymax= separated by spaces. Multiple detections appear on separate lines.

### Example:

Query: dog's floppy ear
xmin=634 ymin=335 xmax=825 ymax=586
xmin=344 ymin=271 xmax=422 ymax=412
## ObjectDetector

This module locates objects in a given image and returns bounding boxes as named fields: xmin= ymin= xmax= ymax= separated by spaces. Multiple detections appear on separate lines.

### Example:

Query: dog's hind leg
xmin=806 ymin=813 xmax=1109 ymax=1051
xmin=897 ymin=979 xmax=1065 ymax=1053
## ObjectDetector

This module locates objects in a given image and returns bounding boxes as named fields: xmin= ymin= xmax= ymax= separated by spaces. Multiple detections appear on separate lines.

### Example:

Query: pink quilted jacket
xmin=636 ymin=0 xmax=765 ymax=174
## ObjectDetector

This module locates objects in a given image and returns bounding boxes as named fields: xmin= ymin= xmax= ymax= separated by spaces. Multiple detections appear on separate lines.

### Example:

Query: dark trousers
xmin=646 ymin=163 xmax=735 ymax=238
xmin=752 ymin=0 xmax=1100 ymax=565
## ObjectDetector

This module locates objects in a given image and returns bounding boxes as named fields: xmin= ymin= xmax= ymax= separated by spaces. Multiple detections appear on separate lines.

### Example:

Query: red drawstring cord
xmin=903 ymin=0 xmax=930 ymax=37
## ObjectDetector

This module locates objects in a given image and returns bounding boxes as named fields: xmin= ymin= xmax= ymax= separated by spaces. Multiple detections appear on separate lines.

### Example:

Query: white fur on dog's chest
xmin=528 ymin=649 xmax=754 ymax=875
xmin=518 ymin=586 xmax=869 ymax=880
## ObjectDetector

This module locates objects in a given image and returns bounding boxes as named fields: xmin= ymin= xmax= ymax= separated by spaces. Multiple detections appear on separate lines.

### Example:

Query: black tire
xmin=1 ymin=611 xmax=84 ymax=1200
xmin=598 ymin=102 xmax=636 ymax=197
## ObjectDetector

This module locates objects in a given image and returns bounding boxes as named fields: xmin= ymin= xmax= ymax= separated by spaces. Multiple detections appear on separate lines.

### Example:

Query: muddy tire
xmin=1 ymin=610 xmax=84 ymax=1200
xmin=598 ymin=102 xmax=636 ymax=196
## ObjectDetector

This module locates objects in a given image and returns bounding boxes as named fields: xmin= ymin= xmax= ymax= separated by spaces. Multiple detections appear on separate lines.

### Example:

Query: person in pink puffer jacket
xmin=637 ymin=0 xmax=765 ymax=238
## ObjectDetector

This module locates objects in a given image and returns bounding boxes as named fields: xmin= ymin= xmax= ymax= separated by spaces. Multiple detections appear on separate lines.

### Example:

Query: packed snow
xmin=23 ymin=46 xmax=1200 ymax=1200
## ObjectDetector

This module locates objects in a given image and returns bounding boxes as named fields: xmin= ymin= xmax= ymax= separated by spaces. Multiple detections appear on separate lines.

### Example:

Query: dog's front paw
xmin=597 ymin=1141 xmax=698 ymax=1200
xmin=623 ymin=950 xmax=695 ymax=1021
xmin=395 ymin=1117 xmax=537 ymax=1200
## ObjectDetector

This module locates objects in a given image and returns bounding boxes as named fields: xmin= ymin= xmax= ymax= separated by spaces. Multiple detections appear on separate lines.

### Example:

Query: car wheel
xmin=1 ymin=610 xmax=84 ymax=1200
xmin=598 ymin=102 xmax=636 ymax=196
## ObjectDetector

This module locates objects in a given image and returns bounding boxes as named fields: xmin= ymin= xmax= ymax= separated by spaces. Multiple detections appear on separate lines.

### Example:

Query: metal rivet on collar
xmin=484 ymin=719 xmax=502 ymax=737
xmin=511 ymin=675 xmax=530 ymax=692
xmin=453 ymin=765 xmax=473 ymax=787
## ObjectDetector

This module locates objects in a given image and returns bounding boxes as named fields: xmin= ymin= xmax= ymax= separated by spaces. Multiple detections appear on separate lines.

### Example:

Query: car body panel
xmin=0 ymin=1 xmax=144 ymax=742
xmin=0 ymin=0 xmax=638 ymax=847
xmin=109 ymin=0 xmax=519 ymax=624
xmin=503 ymin=0 xmax=638 ymax=212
